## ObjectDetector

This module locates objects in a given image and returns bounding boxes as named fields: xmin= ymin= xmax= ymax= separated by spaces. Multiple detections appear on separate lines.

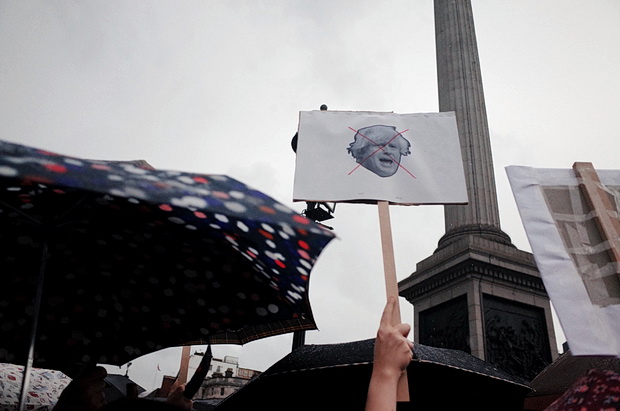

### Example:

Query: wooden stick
xmin=377 ymin=200 xmax=410 ymax=402
xmin=177 ymin=345 xmax=191 ymax=385
xmin=573 ymin=162 xmax=620 ymax=280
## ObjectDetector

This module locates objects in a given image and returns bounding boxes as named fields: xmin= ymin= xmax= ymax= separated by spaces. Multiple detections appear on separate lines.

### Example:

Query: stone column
xmin=399 ymin=1 xmax=558 ymax=381
xmin=434 ymin=0 xmax=511 ymax=247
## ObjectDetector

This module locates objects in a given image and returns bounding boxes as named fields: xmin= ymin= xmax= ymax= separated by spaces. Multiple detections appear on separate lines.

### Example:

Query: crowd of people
xmin=40 ymin=296 xmax=618 ymax=410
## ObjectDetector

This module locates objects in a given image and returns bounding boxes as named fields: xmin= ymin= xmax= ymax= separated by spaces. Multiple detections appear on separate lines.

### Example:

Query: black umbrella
xmin=103 ymin=374 xmax=146 ymax=402
xmin=0 ymin=140 xmax=335 ymax=408
xmin=215 ymin=338 xmax=532 ymax=411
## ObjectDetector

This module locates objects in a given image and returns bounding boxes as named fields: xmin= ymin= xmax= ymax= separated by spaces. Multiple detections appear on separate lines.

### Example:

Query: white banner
xmin=293 ymin=110 xmax=467 ymax=205
xmin=506 ymin=165 xmax=620 ymax=357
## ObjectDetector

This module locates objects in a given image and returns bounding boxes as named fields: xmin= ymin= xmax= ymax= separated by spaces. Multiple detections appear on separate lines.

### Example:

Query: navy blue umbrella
xmin=0 ymin=140 xmax=335 ymax=408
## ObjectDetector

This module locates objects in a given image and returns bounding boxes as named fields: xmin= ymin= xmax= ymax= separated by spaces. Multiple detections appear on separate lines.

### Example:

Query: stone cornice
xmin=400 ymin=233 xmax=539 ymax=282
xmin=399 ymin=257 xmax=547 ymax=303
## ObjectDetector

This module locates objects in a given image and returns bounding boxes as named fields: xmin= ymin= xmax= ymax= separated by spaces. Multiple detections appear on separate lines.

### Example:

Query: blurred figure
xmin=53 ymin=366 xmax=107 ymax=411
xmin=52 ymin=366 xmax=193 ymax=411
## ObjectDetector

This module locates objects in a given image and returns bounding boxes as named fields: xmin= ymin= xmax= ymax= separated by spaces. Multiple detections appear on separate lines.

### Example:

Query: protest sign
xmin=507 ymin=164 xmax=620 ymax=357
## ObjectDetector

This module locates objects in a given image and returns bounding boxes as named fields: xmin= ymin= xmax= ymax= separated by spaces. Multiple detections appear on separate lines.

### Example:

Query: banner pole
xmin=377 ymin=200 xmax=410 ymax=402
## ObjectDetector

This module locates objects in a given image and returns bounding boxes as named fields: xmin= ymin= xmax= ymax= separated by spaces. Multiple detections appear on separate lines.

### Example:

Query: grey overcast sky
xmin=1 ymin=0 xmax=619 ymax=391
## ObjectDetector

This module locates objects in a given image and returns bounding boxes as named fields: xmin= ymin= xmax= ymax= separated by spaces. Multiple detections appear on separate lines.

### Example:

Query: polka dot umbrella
xmin=0 ymin=140 xmax=335 ymax=406
xmin=0 ymin=363 xmax=71 ymax=411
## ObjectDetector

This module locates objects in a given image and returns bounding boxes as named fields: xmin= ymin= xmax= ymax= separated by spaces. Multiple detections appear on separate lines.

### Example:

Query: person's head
xmin=347 ymin=125 xmax=411 ymax=177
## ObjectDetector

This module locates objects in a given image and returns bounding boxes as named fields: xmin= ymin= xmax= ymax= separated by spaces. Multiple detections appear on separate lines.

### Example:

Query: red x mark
xmin=347 ymin=127 xmax=416 ymax=179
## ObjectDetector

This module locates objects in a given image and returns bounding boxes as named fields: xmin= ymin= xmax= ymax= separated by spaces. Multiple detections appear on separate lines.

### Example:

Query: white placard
xmin=293 ymin=111 xmax=467 ymax=205
xmin=506 ymin=165 xmax=620 ymax=357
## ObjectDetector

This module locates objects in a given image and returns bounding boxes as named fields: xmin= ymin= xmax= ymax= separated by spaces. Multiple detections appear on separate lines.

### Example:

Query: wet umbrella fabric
xmin=0 ymin=139 xmax=335 ymax=372
xmin=103 ymin=374 xmax=146 ymax=403
xmin=215 ymin=339 xmax=532 ymax=411
xmin=0 ymin=363 xmax=71 ymax=411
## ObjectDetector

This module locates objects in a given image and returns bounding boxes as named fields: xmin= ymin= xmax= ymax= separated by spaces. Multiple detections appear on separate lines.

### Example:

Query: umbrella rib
xmin=0 ymin=199 xmax=42 ymax=226
xmin=0 ymin=192 xmax=91 ymax=228
xmin=53 ymin=193 xmax=92 ymax=226
xmin=18 ymin=239 xmax=49 ymax=411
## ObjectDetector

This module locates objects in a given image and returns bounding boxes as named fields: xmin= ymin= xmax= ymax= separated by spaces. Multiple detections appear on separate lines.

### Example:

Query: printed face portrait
xmin=347 ymin=125 xmax=411 ymax=177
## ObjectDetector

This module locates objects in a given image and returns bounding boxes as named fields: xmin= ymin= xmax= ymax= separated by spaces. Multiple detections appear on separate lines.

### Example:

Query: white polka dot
xmin=64 ymin=158 xmax=83 ymax=166
xmin=225 ymin=201 xmax=247 ymax=213
xmin=171 ymin=196 xmax=207 ymax=208
xmin=168 ymin=217 xmax=185 ymax=224
xmin=177 ymin=176 xmax=196 ymax=184
xmin=0 ymin=166 xmax=18 ymax=176
xmin=280 ymin=224 xmax=296 ymax=236
xmin=274 ymin=203 xmax=293 ymax=213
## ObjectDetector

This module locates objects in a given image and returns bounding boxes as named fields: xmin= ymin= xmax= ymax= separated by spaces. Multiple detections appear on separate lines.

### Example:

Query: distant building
xmin=188 ymin=352 xmax=260 ymax=401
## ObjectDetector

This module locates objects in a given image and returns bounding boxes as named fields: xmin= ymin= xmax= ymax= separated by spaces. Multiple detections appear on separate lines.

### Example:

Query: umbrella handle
xmin=18 ymin=240 xmax=49 ymax=411
xmin=183 ymin=345 xmax=213 ymax=399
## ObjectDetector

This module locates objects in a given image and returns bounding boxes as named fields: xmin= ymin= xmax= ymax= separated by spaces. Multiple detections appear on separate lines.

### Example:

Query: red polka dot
xmin=259 ymin=229 xmax=274 ymax=240
xmin=193 ymin=176 xmax=208 ymax=184
xmin=213 ymin=191 xmax=229 ymax=199
xmin=194 ymin=211 xmax=207 ymax=218
xmin=297 ymin=249 xmax=310 ymax=260
xmin=159 ymin=204 xmax=173 ymax=211
xmin=92 ymin=164 xmax=112 ymax=170
xmin=44 ymin=163 xmax=67 ymax=173
xmin=259 ymin=206 xmax=276 ymax=214
xmin=293 ymin=215 xmax=310 ymax=224
xmin=298 ymin=240 xmax=309 ymax=250
xmin=275 ymin=260 xmax=286 ymax=268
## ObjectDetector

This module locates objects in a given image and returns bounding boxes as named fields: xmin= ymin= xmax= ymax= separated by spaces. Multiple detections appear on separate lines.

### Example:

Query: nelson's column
xmin=398 ymin=0 xmax=558 ymax=381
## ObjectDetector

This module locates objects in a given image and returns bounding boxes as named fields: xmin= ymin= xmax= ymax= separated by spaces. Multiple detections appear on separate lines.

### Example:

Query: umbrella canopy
xmin=0 ymin=139 xmax=335 ymax=373
xmin=0 ymin=363 xmax=71 ymax=411
xmin=215 ymin=339 xmax=532 ymax=411
xmin=524 ymin=350 xmax=620 ymax=410
xmin=103 ymin=374 xmax=146 ymax=403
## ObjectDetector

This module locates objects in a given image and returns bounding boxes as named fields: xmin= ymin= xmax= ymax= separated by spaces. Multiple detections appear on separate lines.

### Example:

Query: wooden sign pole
xmin=573 ymin=162 xmax=620 ymax=279
xmin=177 ymin=345 xmax=191 ymax=385
xmin=377 ymin=200 xmax=410 ymax=402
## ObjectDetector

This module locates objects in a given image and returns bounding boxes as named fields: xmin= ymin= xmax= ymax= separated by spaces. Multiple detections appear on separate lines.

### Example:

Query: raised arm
xmin=365 ymin=296 xmax=414 ymax=411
